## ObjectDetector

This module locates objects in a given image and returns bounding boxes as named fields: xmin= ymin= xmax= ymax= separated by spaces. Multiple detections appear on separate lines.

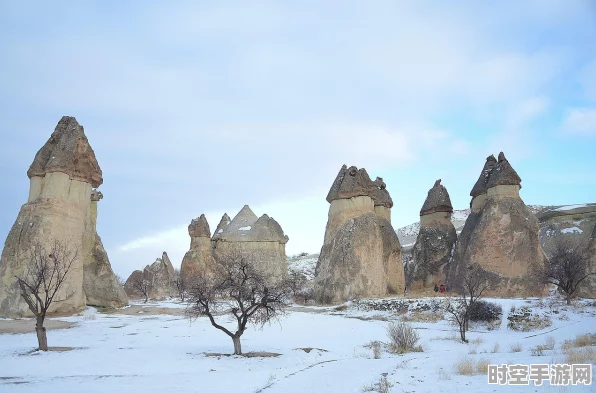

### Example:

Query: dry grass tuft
xmin=510 ymin=342 xmax=523 ymax=353
xmin=455 ymin=357 xmax=490 ymax=376
xmin=492 ymin=343 xmax=500 ymax=353
xmin=454 ymin=357 xmax=475 ymax=376
xmin=562 ymin=333 xmax=596 ymax=350
xmin=476 ymin=358 xmax=490 ymax=374
xmin=564 ymin=347 xmax=596 ymax=364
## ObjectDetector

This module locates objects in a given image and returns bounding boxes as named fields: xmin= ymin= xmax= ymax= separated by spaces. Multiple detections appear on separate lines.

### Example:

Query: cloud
xmin=561 ymin=108 xmax=596 ymax=135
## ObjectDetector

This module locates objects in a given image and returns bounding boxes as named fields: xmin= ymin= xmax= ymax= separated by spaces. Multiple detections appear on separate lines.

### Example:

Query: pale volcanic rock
xmin=0 ymin=117 xmax=116 ymax=317
xmin=144 ymin=252 xmax=177 ymax=299
xmin=82 ymin=189 xmax=128 ymax=308
xmin=448 ymin=153 xmax=547 ymax=298
xmin=314 ymin=165 xmax=404 ymax=304
xmin=410 ymin=180 xmax=457 ymax=292
xmin=181 ymin=215 xmax=216 ymax=284
xmin=211 ymin=213 xmax=231 ymax=241
xmin=211 ymin=206 xmax=289 ymax=282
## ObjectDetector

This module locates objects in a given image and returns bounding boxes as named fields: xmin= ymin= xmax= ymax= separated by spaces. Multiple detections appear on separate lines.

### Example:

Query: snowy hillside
xmin=288 ymin=253 xmax=318 ymax=280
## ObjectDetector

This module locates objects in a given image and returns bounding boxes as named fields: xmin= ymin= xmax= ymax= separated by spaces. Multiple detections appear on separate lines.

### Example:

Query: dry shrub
xmin=476 ymin=358 xmax=490 ymax=374
xmin=562 ymin=333 xmax=596 ymax=350
xmin=492 ymin=343 xmax=500 ymax=353
xmin=455 ymin=357 xmax=490 ymax=376
xmin=468 ymin=346 xmax=477 ymax=355
xmin=470 ymin=337 xmax=484 ymax=345
xmin=564 ymin=347 xmax=596 ymax=364
xmin=510 ymin=342 xmax=523 ymax=353
xmin=544 ymin=336 xmax=556 ymax=350
xmin=454 ymin=357 xmax=475 ymax=376
xmin=361 ymin=375 xmax=393 ymax=393
xmin=364 ymin=341 xmax=382 ymax=359
xmin=387 ymin=321 xmax=420 ymax=354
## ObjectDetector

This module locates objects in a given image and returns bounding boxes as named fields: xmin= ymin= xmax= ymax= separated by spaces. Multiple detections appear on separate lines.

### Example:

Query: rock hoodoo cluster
xmin=124 ymin=251 xmax=177 ymax=299
xmin=0 ymin=116 xmax=127 ymax=317
xmin=448 ymin=152 xmax=547 ymax=297
xmin=313 ymin=165 xmax=404 ymax=304
xmin=410 ymin=180 xmax=457 ymax=292
xmin=211 ymin=206 xmax=289 ymax=282
xmin=127 ymin=206 xmax=290 ymax=293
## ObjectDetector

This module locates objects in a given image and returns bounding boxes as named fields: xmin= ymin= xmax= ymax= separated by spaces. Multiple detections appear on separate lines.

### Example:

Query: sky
xmin=1 ymin=1 xmax=595 ymax=279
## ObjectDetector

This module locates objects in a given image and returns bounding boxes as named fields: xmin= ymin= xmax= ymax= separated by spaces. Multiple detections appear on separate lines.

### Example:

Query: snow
xmin=553 ymin=204 xmax=589 ymax=212
xmin=561 ymin=227 xmax=583 ymax=234
xmin=0 ymin=297 xmax=594 ymax=392
xmin=239 ymin=226 xmax=251 ymax=231
xmin=217 ymin=229 xmax=223 ymax=234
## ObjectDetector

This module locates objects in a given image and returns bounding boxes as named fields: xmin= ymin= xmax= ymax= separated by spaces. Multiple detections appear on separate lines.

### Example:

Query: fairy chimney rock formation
xmin=314 ymin=165 xmax=404 ymax=304
xmin=82 ymin=189 xmax=128 ymax=308
xmin=181 ymin=214 xmax=216 ymax=283
xmin=410 ymin=180 xmax=457 ymax=291
xmin=125 ymin=251 xmax=177 ymax=300
xmin=211 ymin=206 xmax=289 ymax=281
xmin=448 ymin=152 xmax=547 ymax=298
xmin=0 ymin=116 xmax=126 ymax=317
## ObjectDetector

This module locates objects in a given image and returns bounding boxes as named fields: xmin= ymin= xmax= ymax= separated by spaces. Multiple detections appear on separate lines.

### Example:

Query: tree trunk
xmin=459 ymin=323 xmax=467 ymax=343
xmin=36 ymin=317 xmax=48 ymax=351
xmin=566 ymin=293 xmax=571 ymax=305
xmin=232 ymin=335 xmax=242 ymax=355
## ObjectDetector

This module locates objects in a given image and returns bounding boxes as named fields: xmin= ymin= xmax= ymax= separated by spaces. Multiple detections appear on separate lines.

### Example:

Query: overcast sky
xmin=1 ymin=1 xmax=595 ymax=279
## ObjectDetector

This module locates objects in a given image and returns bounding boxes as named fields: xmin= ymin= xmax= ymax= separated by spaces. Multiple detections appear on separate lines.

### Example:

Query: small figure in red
xmin=439 ymin=283 xmax=445 ymax=293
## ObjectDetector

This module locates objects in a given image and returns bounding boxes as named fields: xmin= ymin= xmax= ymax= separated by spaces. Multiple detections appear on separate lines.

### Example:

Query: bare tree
xmin=536 ymin=239 xmax=595 ymax=305
xmin=286 ymin=269 xmax=312 ymax=304
xmin=443 ymin=263 xmax=496 ymax=343
xmin=15 ymin=241 xmax=77 ymax=351
xmin=132 ymin=275 xmax=152 ymax=303
xmin=174 ymin=268 xmax=186 ymax=301
xmin=186 ymin=253 xmax=290 ymax=355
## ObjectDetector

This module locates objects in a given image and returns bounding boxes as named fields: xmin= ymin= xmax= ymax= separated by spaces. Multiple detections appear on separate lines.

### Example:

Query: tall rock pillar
xmin=314 ymin=165 xmax=404 ymax=304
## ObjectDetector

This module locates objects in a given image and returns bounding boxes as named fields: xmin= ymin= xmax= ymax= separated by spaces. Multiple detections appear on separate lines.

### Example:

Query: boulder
xmin=314 ymin=165 xmax=404 ymax=303
xmin=448 ymin=153 xmax=547 ymax=297
xmin=410 ymin=180 xmax=457 ymax=292
xmin=0 ymin=117 xmax=107 ymax=317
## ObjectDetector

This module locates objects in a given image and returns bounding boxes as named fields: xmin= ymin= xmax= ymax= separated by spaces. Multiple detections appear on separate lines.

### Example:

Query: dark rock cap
xmin=28 ymin=116 xmax=103 ymax=188
xmin=326 ymin=165 xmax=377 ymax=203
xmin=372 ymin=177 xmax=393 ymax=208
xmin=189 ymin=214 xmax=211 ymax=238
xmin=470 ymin=155 xmax=497 ymax=197
xmin=420 ymin=179 xmax=454 ymax=215
xmin=486 ymin=152 xmax=522 ymax=189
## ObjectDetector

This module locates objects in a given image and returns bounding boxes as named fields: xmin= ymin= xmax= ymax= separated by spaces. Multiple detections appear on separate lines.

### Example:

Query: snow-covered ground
xmin=0 ymin=296 xmax=594 ymax=393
